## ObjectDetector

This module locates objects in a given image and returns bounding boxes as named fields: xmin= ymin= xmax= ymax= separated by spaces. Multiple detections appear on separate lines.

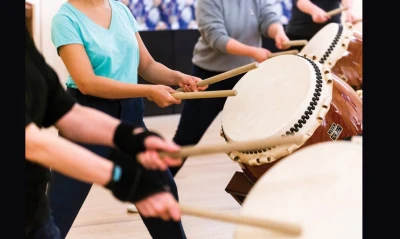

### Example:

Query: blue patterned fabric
xmin=118 ymin=0 xmax=293 ymax=31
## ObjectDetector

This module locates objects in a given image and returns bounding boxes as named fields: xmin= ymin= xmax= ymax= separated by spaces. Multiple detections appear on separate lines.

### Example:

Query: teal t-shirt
xmin=52 ymin=0 xmax=140 ymax=89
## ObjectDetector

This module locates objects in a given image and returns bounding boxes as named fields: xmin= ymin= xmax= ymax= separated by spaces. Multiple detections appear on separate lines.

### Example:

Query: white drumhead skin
xmin=300 ymin=22 xmax=353 ymax=68
xmin=221 ymin=55 xmax=333 ymax=165
xmin=222 ymin=55 xmax=314 ymax=142
xmin=235 ymin=140 xmax=362 ymax=239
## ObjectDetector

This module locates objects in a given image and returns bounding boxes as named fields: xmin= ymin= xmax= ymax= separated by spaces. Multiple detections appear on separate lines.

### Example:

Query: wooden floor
xmin=66 ymin=113 xmax=243 ymax=239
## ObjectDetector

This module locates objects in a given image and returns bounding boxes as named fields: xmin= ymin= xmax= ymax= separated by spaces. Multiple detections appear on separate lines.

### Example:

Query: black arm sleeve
xmin=106 ymin=150 xmax=169 ymax=203
xmin=42 ymin=62 xmax=76 ymax=128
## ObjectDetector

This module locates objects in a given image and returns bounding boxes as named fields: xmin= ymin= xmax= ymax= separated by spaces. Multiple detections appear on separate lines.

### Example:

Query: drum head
xmin=235 ymin=140 xmax=362 ymax=239
xmin=300 ymin=23 xmax=353 ymax=67
xmin=222 ymin=55 xmax=317 ymax=142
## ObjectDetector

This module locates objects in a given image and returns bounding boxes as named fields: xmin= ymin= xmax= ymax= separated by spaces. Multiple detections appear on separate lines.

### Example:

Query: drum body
xmin=331 ymin=31 xmax=363 ymax=90
xmin=235 ymin=139 xmax=362 ymax=239
xmin=221 ymin=54 xmax=362 ymax=184
xmin=240 ymin=73 xmax=362 ymax=183
xmin=300 ymin=23 xmax=363 ymax=91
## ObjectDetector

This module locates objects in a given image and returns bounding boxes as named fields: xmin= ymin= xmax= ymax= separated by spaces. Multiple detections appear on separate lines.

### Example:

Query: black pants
xmin=170 ymin=65 xmax=244 ymax=176
xmin=47 ymin=88 xmax=186 ymax=239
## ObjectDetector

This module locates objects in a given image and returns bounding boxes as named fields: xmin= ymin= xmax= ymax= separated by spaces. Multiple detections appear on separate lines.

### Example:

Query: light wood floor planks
xmin=66 ymin=113 xmax=243 ymax=239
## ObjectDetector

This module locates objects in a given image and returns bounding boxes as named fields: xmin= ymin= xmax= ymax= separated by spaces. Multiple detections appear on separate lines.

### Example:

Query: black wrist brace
xmin=105 ymin=150 xmax=170 ymax=203
xmin=113 ymin=123 xmax=162 ymax=156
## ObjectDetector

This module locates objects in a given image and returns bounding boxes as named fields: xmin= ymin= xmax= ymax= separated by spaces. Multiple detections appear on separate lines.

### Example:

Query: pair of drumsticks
xmin=130 ymin=135 xmax=304 ymax=236
xmin=171 ymin=49 xmax=300 ymax=101
xmin=131 ymin=6 xmax=360 ymax=236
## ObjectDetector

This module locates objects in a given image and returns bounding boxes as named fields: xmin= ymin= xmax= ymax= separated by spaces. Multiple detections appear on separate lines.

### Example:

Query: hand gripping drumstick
xmin=179 ymin=204 xmax=302 ymax=236
xmin=157 ymin=135 xmax=301 ymax=158
xmin=326 ymin=6 xmax=349 ymax=17
xmin=176 ymin=50 xmax=299 ymax=92
xmin=171 ymin=90 xmax=237 ymax=100
xmin=175 ymin=62 xmax=259 ymax=92
xmin=282 ymin=40 xmax=308 ymax=48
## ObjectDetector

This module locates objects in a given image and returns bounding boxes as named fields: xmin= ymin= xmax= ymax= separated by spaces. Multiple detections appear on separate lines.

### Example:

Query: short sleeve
xmin=42 ymin=65 xmax=76 ymax=127
xmin=51 ymin=14 xmax=84 ymax=54
xmin=116 ymin=1 xmax=140 ymax=32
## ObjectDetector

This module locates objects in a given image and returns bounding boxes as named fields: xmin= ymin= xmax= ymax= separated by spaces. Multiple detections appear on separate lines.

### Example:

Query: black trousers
xmin=170 ymin=65 xmax=244 ymax=176
xmin=47 ymin=88 xmax=186 ymax=239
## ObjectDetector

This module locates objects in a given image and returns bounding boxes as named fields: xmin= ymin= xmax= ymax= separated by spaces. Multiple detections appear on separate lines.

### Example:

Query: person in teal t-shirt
xmin=47 ymin=1 xmax=206 ymax=238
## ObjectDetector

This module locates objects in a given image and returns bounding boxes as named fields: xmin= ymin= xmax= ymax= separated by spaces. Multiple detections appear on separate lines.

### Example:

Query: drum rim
xmin=221 ymin=55 xmax=334 ymax=166
xmin=300 ymin=22 xmax=354 ymax=68
xmin=234 ymin=139 xmax=362 ymax=238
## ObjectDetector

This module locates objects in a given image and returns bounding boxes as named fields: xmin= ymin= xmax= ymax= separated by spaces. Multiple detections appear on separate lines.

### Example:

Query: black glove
xmin=113 ymin=123 xmax=163 ymax=157
xmin=105 ymin=150 xmax=170 ymax=203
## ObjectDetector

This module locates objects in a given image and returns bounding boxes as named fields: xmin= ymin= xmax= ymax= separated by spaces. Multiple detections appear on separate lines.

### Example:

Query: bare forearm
xmin=297 ymin=0 xmax=320 ymax=15
xmin=82 ymin=75 xmax=152 ymax=99
xmin=341 ymin=0 xmax=353 ymax=9
xmin=226 ymin=38 xmax=256 ymax=57
xmin=267 ymin=22 xmax=285 ymax=39
xmin=26 ymin=126 xmax=113 ymax=186
xmin=140 ymin=61 xmax=178 ymax=85
xmin=55 ymin=104 xmax=120 ymax=147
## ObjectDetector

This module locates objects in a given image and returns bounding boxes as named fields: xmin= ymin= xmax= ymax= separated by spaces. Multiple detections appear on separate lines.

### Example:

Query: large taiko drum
xmin=234 ymin=138 xmax=362 ymax=239
xmin=220 ymin=54 xmax=362 ymax=183
xmin=300 ymin=22 xmax=363 ymax=91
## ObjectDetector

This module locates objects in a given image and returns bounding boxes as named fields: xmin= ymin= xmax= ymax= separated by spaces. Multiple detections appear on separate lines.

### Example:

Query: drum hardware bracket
xmin=339 ymin=74 xmax=348 ymax=82
xmin=327 ymin=123 xmax=343 ymax=141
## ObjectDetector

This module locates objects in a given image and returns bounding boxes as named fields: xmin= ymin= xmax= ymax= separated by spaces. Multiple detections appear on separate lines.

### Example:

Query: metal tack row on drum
xmin=300 ymin=22 xmax=363 ymax=91
xmin=221 ymin=53 xmax=363 ymax=183
xmin=218 ymin=25 xmax=363 ymax=235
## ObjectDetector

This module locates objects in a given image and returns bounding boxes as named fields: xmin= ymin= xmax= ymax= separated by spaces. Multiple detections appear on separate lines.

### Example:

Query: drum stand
xmin=225 ymin=171 xmax=255 ymax=205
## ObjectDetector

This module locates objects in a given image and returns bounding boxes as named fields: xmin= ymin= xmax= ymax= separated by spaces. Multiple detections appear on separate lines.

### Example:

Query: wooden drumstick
xmin=158 ymin=135 xmax=302 ymax=158
xmin=175 ymin=62 xmax=258 ymax=92
xmin=268 ymin=49 xmax=299 ymax=58
xmin=179 ymin=204 xmax=302 ymax=236
xmin=282 ymin=40 xmax=308 ymax=48
xmin=171 ymin=90 xmax=237 ymax=100
xmin=326 ymin=6 xmax=349 ymax=17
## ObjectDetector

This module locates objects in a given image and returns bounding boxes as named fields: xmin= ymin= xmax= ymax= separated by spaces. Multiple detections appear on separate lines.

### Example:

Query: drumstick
xmin=268 ymin=49 xmax=299 ymax=58
xmin=175 ymin=62 xmax=258 ymax=92
xmin=179 ymin=204 xmax=302 ymax=236
xmin=282 ymin=40 xmax=308 ymax=48
xmin=326 ymin=6 xmax=349 ymax=17
xmin=158 ymin=135 xmax=301 ymax=158
xmin=171 ymin=90 xmax=237 ymax=99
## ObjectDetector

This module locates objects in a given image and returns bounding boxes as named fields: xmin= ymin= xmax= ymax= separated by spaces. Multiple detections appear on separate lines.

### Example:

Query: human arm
xmin=25 ymin=122 xmax=180 ymax=220
xmin=52 ymin=14 xmax=181 ymax=107
xmin=135 ymin=32 xmax=206 ymax=92
xmin=196 ymin=0 xmax=268 ymax=62
xmin=341 ymin=0 xmax=357 ymax=23
xmin=26 ymin=122 xmax=113 ymax=186
xmin=258 ymin=0 xmax=290 ymax=50
xmin=33 ymin=50 xmax=182 ymax=170
xmin=296 ymin=0 xmax=330 ymax=23
xmin=55 ymin=104 xmax=182 ymax=170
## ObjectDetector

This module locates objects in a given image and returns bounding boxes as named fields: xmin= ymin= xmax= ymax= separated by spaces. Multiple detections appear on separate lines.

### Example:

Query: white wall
xmin=40 ymin=0 xmax=69 ymax=86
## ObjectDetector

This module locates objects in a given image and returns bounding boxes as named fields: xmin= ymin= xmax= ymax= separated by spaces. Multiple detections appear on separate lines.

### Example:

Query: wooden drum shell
xmin=331 ymin=32 xmax=363 ymax=90
xmin=239 ymin=73 xmax=363 ymax=183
